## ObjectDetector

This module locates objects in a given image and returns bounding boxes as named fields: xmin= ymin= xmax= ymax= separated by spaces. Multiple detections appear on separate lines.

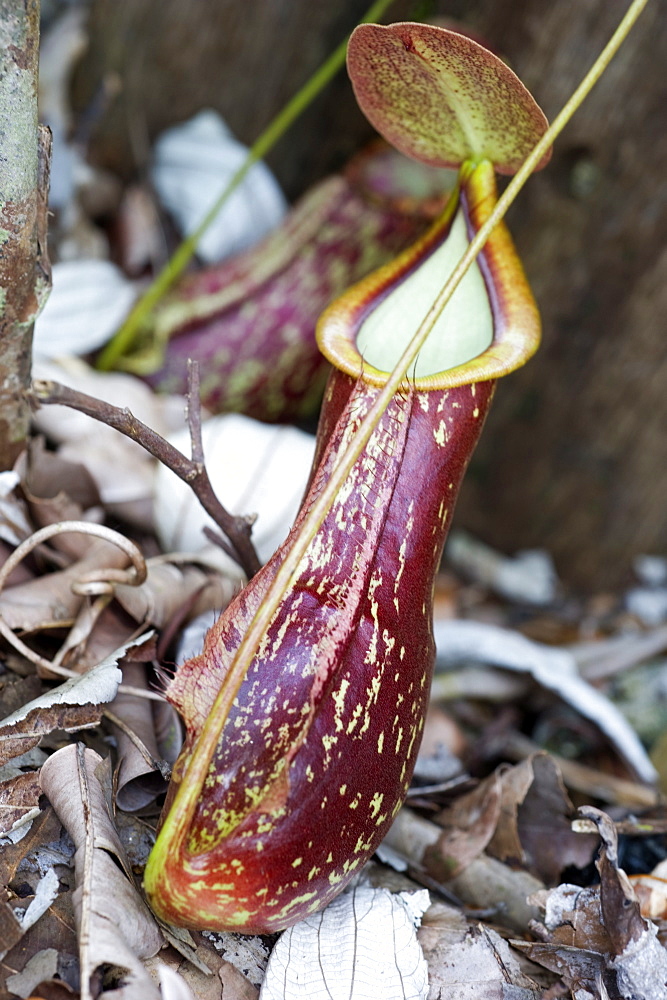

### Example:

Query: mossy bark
xmin=0 ymin=0 xmax=50 ymax=471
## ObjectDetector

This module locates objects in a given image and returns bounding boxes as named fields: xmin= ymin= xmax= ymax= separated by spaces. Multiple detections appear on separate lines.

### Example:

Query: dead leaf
xmin=425 ymin=771 xmax=503 ymax=880
xmin=111 ymin=661 xmax=168 ymax=812
xmin=202 ymin=931 xmax=268 ymax=988
xmin=486 ymin=754 xmax=597 ymax=884
xmin=433 ymin=620 xmax=658 ymax=784
xmin=0 ymin=771 xmax=42 ymax=836
xmin=39 ymin=744 xmax=163 ymax=1000
xmin=113 ymin=558 xmax=237 ymax=629
xmin=384 ymin=806 xmax=543 ymax=932
xmin=419 ymin=921 xmax=542 ymax=999
xmin=146 ymin=940 xmax=260 ymax=1000
xmin=260 ymin=887 xmax=430 ymax=1000
xmin=521 ymin=807 xmax=667 ymax=999
xmin=17 ymin=437 xmax=101 ymax=538
xmin=5 ymin=946 xmax=59 ymax=998
xmin=0 ymin=657 xmax=122 ymax=765
xmin=0 ymin=471 xmax=32 ymax=547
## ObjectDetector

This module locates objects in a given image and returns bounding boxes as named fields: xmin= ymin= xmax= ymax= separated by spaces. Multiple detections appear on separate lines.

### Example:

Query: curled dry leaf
xmin=111 ymin=661 xmax=169 ymax=813
xmin=485 ymin=753 xmax=597 ymax=885
xmin=520 ymin=806 xmax=667 ymax=999
xmin=0 ymin=540 xmax=129 ymax=633
xmin=0 ymin=770 xmax=42 ymax=837
xmin=260 ymin=887 xmax=430 ymax=1000
xmin=347 ymin=22 xmax=550 ymax=174
xmin=0 ymin=657 xmax=122 ymax=766
xmin=114 ymin=557 xmax=238 ymax=629
xmin=423 ymin=770 xmax=503 ymax=880
xmin=40 ymin=744 xmax=163 ymax=1000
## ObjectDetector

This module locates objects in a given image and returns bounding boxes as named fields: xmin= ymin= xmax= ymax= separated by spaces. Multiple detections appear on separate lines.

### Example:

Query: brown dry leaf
xmin=0 ymin=538 xmax=130 ymax=634
xmin=419 ymin=920 xmax=542 ymax=1000
xmin=111 ymin=661 xmax=168 ymax=812
xmin=114 ymin=558 xmax=237 ymax=629
xmin=0 ymin=673 xmax=42 ymax=721
xmin=628 ymin=847 xmax=667 ymax=921
xmin=424 ymin=771 xmax=503 ymax=880
xmin=0 ymin=771 xmax=42 ymax=837
xmin=486 ymin=754 xmax=597 ymax=884
xmin=17 ymin=438 xmax=101 ymax=544
xmin=32 ymin=358 xmax=186 ymax=532
xmin=62 ymin=605 xmax=155 ymax=675
xmin=0 ymin=656 xmax=122 ymax=766
xmin=520 ymin=807 xmax=667 ymax=999
xmin=145 ymin=942 xmax=259 ymax=1000
xmin=40 ymin=744 xmax=163 ymax=1000
xmin=631 ymin=874 xmax=667 ymax=921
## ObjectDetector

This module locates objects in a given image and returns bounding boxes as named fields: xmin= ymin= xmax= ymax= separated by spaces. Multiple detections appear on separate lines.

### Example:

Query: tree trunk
xmin=0 ymin=0 xmax=51 ymax=471
xmin=72 ymin=0 xmax=666 ymax=589
xmin=446 ymin=0 xmax=667 ymax=590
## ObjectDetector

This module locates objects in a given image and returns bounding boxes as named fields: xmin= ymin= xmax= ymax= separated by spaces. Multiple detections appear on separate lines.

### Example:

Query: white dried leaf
xmin=634 ymin=554 xmax=667 ymax=588
xmin=260 ymin=887 xmax=430 ymax=1000
xmin=0 ymin=470 xmax=32 ymax=545
xmin=154 ymin=414 xmax=316 ymax=576
xmin=156 ymin=964 xmax=198 ymax=1000
xmin=419 ymin=923 xmax=541 ymax=1000
xmin=19 ymin=867 xmax=60 ymax=932
xmin=203 ymin=930 xmax=269 ymax=987
xmin=152 ymin=109 xmax=287 ymax=263
xmin=5 ymin=947 xmax=59 ymax=999
xmin=40 ymin=744 xmax=163 ymax=1000
xmin=33 ymin=260 xmax=137 ymax=359
xmin=433 ymin=619 xmax=657 ymax=784
xmin=625 ymin=586 xmax=667 ymax=626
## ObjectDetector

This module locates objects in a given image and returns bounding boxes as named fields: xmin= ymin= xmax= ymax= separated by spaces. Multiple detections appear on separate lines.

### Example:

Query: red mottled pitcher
xmin=144 ymin=159 xmax=541 ymax=932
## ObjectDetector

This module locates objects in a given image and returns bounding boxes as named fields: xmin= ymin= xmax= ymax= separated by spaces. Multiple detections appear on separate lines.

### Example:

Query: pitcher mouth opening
xmin=316 ymin=159 xmax=541 ymax=391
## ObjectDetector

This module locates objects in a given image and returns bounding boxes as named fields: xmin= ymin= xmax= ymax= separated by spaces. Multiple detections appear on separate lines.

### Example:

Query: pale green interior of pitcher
xmin=356 ymin=209 xmax=493 ymax=377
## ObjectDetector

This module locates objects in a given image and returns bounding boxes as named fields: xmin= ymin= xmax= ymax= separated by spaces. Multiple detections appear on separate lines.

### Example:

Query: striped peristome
xmin=144 ymin=160 xmax=541 ymax=933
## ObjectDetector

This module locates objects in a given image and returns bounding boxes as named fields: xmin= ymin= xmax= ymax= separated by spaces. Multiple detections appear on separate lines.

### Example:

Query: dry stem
xmin=29 ymin=368 xmax=262 ymax=578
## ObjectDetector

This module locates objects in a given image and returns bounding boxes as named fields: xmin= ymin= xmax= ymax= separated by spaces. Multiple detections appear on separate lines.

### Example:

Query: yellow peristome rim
xmin=316 ymin=159 xmax=541 ymax=390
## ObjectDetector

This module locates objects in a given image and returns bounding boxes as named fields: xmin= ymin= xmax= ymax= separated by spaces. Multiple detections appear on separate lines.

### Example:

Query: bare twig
xmin=186 ymin=360 xmax=205 ymax=465
xmin=29 ymin=377 xmax=262 ymax=578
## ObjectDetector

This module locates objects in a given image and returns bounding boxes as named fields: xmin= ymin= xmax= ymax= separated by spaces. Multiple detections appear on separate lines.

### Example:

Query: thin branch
xmin=186 ymin=361 xmax=205 ymax=465
xmin=29 ymin=378 xmax=262 ymax=578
